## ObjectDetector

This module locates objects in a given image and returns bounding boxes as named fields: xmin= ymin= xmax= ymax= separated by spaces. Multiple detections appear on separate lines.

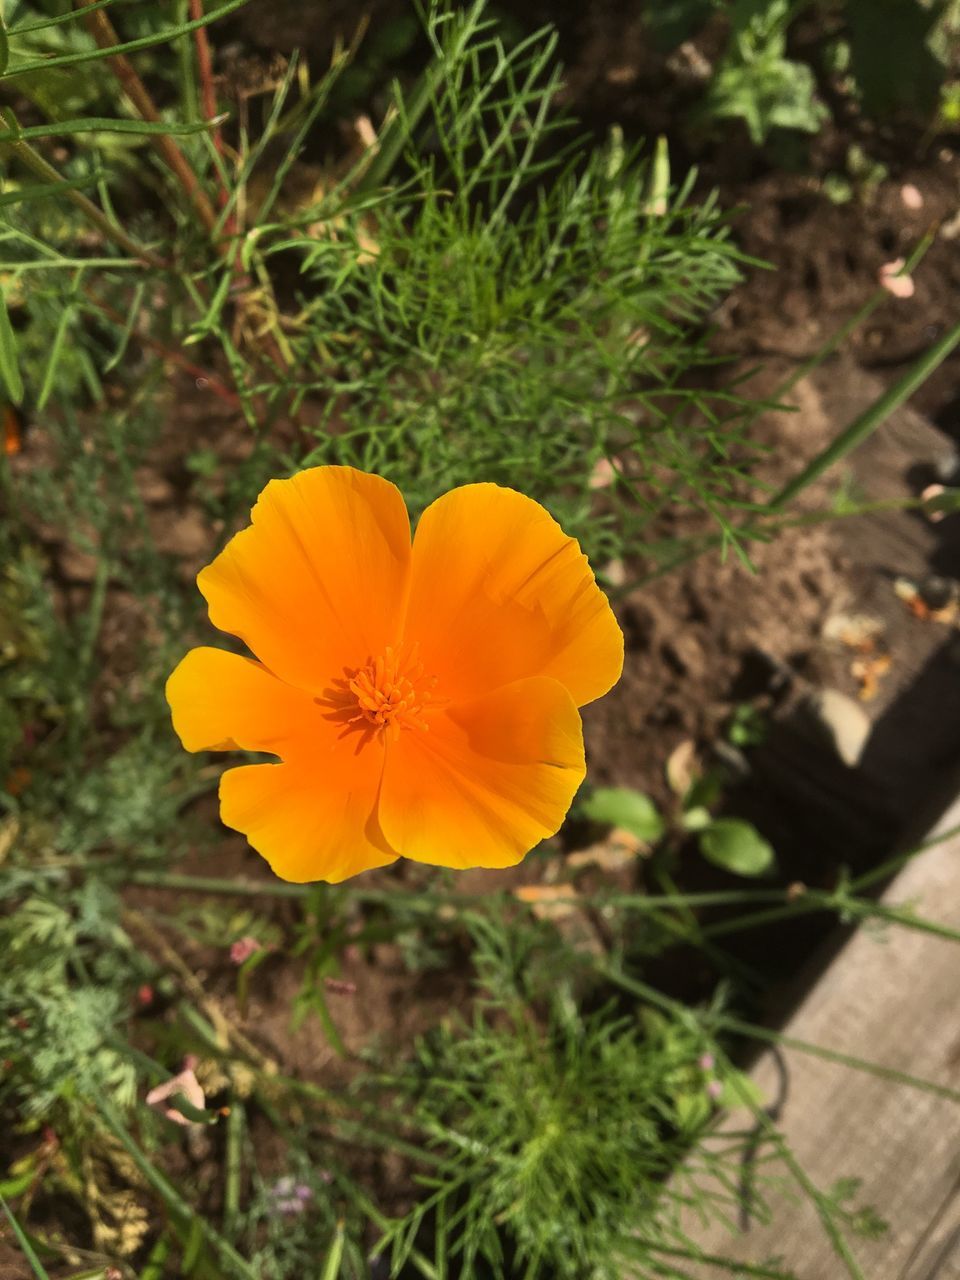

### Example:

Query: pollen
xmin=346 ymin=645 xmax=438 ymax=739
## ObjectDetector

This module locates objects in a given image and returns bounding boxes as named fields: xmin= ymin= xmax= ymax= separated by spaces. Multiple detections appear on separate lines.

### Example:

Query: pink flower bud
xmin=230 ymin=936 xmax=262 ymax=965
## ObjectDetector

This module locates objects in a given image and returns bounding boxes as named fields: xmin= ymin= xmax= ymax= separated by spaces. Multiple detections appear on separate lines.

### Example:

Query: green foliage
xmin=699 ymin=816 xmax=774 ymax=876
xmin=239 ymin=1159 xmax=370 ymax=1280
xmin=0 ymin=874 xmax=142 ymax=1130
xmin=648 ymin=0 xmax=953 ymax=145
xmin=727 ymin=702 xmax=767 ymax=748
xmin=583 ymin=758 xmax=775 ymax=878
xmin=698 ymin=0 xmax=828 ymax=144
xmin=582 ymin=786 xmax=666 ymax=841
xmin=825 ymin=1177 xmax=889 ymax=1242
xmin=381 ymin=994 xmax=710 ymax=1277
xmin=0 ymin=0 xmax=765 ymax=567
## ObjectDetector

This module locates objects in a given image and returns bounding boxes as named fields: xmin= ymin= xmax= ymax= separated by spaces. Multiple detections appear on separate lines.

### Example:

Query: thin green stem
xmin=0 ymin=129 xmax=165 ymax=267
xmin=603 ymin=967 xmax=960 ymax=1102
xmin=762 ymin=229 xmax=935 ymax=414
xmin=850 ymin=821 xmax=960 ymax=893
xmin=0 ymin=1191 xmax=50 ymax=1279
xmin=223 ymin=1101 xmax=243 ymax=1236
xmin=721 ymin=1060 xmax=867 ymax=1280
xmin=704 ymin=891 xmax=960 ymax=945
xmin=0 ymin=134 xmax=167 ymax=268
xmin=95 ymin=1099 xmax=259 ymax=1280
xmin=3 ymin=0 xmax=252 ymax=77
xmin=621 ymin=1238 xmax=792 ymax=1279
xmin=117 ymin=867 xmax=789 ymax=912
xmin=767 ymin=316 xmax=960 ymax=511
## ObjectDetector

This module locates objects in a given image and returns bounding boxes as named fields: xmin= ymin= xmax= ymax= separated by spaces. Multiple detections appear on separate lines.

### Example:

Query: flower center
xmin=345 ymin=645 xmax=438 ymax=740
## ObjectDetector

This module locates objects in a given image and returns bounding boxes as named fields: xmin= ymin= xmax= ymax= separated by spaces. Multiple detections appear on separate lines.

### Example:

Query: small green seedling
xmin=582 ymin=740 xmax=775 ymax=877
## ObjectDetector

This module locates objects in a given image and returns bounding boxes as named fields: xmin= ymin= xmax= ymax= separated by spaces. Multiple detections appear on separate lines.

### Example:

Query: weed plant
xmin=1 ymin=3 xmax=959 ymax=1279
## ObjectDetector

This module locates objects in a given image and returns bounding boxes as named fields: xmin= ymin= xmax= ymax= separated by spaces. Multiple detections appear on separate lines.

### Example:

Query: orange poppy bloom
xmin=166 ymin=467 xmax=623 ymax=882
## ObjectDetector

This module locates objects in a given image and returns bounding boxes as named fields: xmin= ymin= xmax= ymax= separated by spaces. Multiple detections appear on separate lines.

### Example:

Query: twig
xmin=76 ymin=0 xmax=218 ymax=233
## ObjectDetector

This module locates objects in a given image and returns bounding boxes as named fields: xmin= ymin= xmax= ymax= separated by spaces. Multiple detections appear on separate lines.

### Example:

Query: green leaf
xmin=681 ymin=805 xmax=712 ymax=833
xmin=321 ymin=1224 xmax=346 ymax=1280
xmin=0 ymin=175 xmax=105 ymax=208
xmin=582 ymin=787 xmax=665 ymax=842
xmin=0 ymin=286 xmax=24 ymax=405
xmin=3 ymin=0 xmax=251 ymax=78
xmin=674 ymin=1088 xmax=711 ymax=1133
xmin=0 ymin=16 xmax=8 ymax=78
xmin=0 ymin=116 xmax=225 ymax=143
xmin=699 ymin=0 xmax=828 ymax=144
xmin=683 ymin=770 xmax=724 ymax=812
xmin=718 ymin=1069 xmax=765 ymax=1109
xmin=699 ymin=818 xmax=774 ymax=876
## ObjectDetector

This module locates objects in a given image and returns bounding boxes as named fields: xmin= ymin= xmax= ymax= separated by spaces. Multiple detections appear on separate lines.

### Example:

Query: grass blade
xmin=95 ymin=1099 xmax=260 ymax=1280
xmin=768 ymin=316 xmax=960 ymax=511
xmin=37 ymin=296 xmax=76 ymax=411
xmin=3 ymin=0 xmax=251 ymax=78
xmin=321 ymin=1224 xmax=347 ymax=1280
xmin=0 ymin=116 xmax=225 ymax=142
xmin=8 ymin=0 xmax=134 ymax=36
xmin=0 ymin=175 xmax=105 ymax=207
xmin=0 ymin=284 xmax=24 ymax=404
xmin=0 ymin=1191 xmax=50 ymax=1279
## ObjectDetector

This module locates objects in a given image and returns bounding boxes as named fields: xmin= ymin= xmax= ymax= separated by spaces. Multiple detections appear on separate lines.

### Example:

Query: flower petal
xmin=198 ymin=467 xmax=412 ymax=695
xmin=377 ymin=676 xmax=585 ymax=870
xmin=219 ymin=743 xmax=396 ymax=884
xmin=405 ymin=484 xmax=623 ymax=706
xmin=166 ymin=646 xmax=323 ymax=755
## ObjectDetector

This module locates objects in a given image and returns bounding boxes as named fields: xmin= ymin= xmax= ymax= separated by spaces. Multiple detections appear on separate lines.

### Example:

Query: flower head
xmin=230 ymin=936 xmax=262 ymax=965
xmin=166 ymin=467 xmax=623 ymax=882
xmin=268 ymin=1176 xmax=314 ymax=1216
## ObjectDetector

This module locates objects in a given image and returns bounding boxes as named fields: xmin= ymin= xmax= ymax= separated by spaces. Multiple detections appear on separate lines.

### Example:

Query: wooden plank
xmin=678 ymin=796 xmax=960 ymax=1278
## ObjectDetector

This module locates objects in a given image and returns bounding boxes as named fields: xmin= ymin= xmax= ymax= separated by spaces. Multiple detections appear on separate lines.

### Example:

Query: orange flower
xmin=166 ymin=467 xmax=623 ymax=882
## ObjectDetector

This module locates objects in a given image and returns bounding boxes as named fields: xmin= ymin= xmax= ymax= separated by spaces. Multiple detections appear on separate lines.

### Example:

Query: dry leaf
xmin=666 ymin=739 xmax=698 ymax=796
xmin=514 ymin=883 xmax=580 ymax=921
xmin=822 ymin=611 xmax=883 ymax=652
xmin=851 ymin=652 xmax=891 ymax=701
xmin=567 ymin=826 xmax=645 ymax=872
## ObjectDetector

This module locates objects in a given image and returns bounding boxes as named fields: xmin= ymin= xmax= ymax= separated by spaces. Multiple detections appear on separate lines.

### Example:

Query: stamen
xmin=345 ymin=643 xmax=440 ymax=740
